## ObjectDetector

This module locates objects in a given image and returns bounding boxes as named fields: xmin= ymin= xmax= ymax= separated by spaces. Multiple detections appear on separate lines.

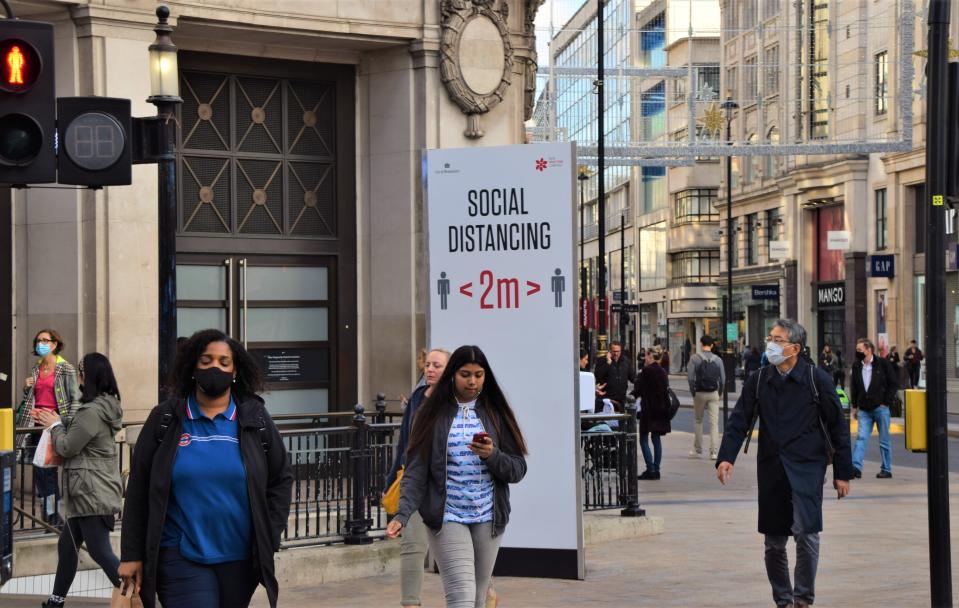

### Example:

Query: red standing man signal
xmin=7 ymin=45 xmax=24 ymax=85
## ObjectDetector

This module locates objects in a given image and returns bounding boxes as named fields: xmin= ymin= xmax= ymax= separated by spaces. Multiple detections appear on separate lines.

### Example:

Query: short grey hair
xmin=774 ymin=318 xmax=807 ymax=347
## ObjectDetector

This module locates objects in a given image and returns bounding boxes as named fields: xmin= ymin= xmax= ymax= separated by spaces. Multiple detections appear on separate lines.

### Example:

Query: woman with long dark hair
xmin=119 ymin=329 xmax=292 ymax=608
xmin=386 ymin=345 xmax=527 ymax=608
xmin=631 ymin=345 xmax=671 ymax=480
xmin=33 ymin=353 xmax=123 ymax=608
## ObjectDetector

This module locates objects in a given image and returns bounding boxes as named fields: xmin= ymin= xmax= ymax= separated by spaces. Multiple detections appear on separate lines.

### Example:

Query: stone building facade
xmin=3 ymin=0 xmax=544 ymax=420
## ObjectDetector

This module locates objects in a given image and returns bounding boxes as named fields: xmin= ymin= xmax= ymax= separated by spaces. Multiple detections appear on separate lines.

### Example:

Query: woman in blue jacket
xmin=385 ymin=347 xmax=449 ymax=607
xmin=386 ymin=345 xmax=527 ymax=608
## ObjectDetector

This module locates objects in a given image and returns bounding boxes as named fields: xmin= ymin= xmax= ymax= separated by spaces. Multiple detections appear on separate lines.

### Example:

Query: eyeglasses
xmin=36 ymin=338 xmax=55 ymax=344
xmin=765 ymin=336 xmax=793 ymax=345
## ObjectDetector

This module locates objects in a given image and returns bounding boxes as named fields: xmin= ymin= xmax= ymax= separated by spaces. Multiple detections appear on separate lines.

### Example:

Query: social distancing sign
xmin=425 ymin=142 xmax=583 ymax=579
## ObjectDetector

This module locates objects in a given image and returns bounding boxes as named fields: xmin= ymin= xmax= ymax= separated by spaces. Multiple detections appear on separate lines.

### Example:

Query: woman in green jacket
xmin=33 ymin=352 xmax=124 ymax=608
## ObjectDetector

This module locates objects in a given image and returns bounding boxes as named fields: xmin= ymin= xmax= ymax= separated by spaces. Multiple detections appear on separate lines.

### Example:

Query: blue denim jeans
xmin=852 ymin=405 xmax=892 ymax=473
xmin=640 ymin=432 xmax=662 ymax=473
xmin=156 ymin=546 xmax=258 ymax=608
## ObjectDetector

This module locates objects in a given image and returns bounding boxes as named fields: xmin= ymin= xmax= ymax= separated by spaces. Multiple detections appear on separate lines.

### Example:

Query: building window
xmin=730 ymin=217 xmax=740 ymax=269
xmin=724 ymin=0 xmax=739 ymax=33
xmin=875 ymin=51 xmax=888 ymax=115
xmin=744 ymin=55 xmax=758 ymax=105
xmin=761 ymin=0 xmax=781 ymax=20
xmin=765 ymin=207 xmax=782 ymax=260
xmin=671 ymin=250 xmax=721 ymax=284
xmin=763 ymin=45 xmax=779 ymax=96
xmin=640 ymin=222 xmax=668 ymax=291
xmin=642 ymin=166 xmax=667 ymax=213
xmin=746 ymin=213 xmax=759 ymax=265
xmin=743 ymin=133 xmax=756 ymax=185
xmin=674 ymin=188 xmax=720 ymax=224
xmin=765 ymin=127 xmax=779 ymax=177
xmin=875 ymin=188 xmax=888 ymax=250
xmin=696 ymin=65 xmax=720 ymax=99
xmin=809 ymin=1 xmax=830 ymax=139
xmin=742 ymin=0 xmax=757 ymax=29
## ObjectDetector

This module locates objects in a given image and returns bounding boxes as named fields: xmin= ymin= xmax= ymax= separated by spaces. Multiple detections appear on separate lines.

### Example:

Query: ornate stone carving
xmin=523 ymin=0 xmax=545 ymax=121
xmin=440 ymin=0 xmax=514 ymax=138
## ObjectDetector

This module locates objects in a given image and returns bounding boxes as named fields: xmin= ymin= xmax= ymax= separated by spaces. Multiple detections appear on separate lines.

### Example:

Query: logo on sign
xmin=817 ymin=283 xmax=845 ymax=307
xmin=178 ymin=433 xmax=191 ymax=447
xmin=751 ymin=284 xmax=779 ymax=300
xmin=535 ymin=158 xmax=547 ymax=171
xmin=869 ymin=254 xmax=895 ymax=278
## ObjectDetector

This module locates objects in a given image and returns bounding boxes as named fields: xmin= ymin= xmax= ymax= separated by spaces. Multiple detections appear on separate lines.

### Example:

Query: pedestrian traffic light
xmin=0 ymin=19 xmax=54 ymax=185
xmin=57 ymin=97 xmax=132 ymax=187
xmin=947 ymin=61 xmax=959 ymax=204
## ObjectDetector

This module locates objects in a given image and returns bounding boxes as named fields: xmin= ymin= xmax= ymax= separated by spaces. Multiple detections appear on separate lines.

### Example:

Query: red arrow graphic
xmin=460 ymin=282 xmax=473 ymax=297
xmin=526 ymin=281 xmax=541 ymax=296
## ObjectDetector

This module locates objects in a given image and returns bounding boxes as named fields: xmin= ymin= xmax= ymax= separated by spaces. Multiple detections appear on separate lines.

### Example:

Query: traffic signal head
xmin=57 ymin=97 xmax=132 ymax=187
xmin=0 ymin=19 xmax=54 ymax=184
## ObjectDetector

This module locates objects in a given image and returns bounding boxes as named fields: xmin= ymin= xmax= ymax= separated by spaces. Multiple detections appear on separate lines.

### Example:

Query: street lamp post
xmin=720 ymin=97 xmax=738 ymax=426
xmin=148 ymin=5 xmax=182 ymax=401
xmin=620 ymin=213 xmax=626 ymax=346
xmin=595 ymin=0 xmax=607 ymax=359
xmin=579 ymin=166 xmax=590 ymax=353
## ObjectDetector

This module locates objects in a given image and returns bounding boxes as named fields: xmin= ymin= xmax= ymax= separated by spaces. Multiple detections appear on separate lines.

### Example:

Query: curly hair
xmin=169 ymin=329 xmax=264 ymax=399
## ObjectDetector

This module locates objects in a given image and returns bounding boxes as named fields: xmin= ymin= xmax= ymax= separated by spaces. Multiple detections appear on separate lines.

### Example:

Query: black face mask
xmin=194 ymin=367 xmax=234 ymax=397
xmin=855 ymin=351 xmax=867 ymax=362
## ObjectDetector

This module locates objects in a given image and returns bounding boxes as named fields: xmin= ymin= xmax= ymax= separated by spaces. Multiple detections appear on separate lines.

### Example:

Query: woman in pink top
xmin=17 ymin=328 xmax=81 ymax=526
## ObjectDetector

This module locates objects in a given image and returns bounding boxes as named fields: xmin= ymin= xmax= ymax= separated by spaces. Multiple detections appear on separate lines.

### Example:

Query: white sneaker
xmin=689 ymin=449 xmax=702 ymax=458
xmin=709 ymin=451 xmax=718 ymax=460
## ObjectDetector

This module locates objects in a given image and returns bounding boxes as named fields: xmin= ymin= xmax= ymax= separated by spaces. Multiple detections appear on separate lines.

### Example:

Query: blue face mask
xmin=765 ymin=341 xmax=794 ymax=366
xmin=36 ymin=343 xmax=52 ymax=357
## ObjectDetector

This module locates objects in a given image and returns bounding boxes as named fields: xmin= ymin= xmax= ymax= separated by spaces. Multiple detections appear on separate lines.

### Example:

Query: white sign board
xmin=827 ymin=230 xmax=851 ymax=251
xmin=579 ymin=371 xmax=596 ymax=413
xmin=425 ymin=142 xmax=583 ymax=579
xmin=769 ymin=240 xmax=790 ymax=260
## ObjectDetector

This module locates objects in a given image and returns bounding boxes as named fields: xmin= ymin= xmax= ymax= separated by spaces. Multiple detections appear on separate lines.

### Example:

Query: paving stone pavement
xmin=5 ymin=430 xmax=957 ymax=607
xmin=252 ymin=430 xmax=959 ymax=607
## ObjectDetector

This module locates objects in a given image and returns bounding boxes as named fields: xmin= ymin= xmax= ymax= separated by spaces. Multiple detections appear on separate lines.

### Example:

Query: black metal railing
xmin=11 ymin=394 xmax=402 ymax=548
xmin=579 ymin=403 xmax=643 ymax=516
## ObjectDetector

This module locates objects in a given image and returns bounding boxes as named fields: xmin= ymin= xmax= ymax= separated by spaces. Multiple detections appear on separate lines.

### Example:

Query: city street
xmin=254 ymin=429 xmax=959 ymax=607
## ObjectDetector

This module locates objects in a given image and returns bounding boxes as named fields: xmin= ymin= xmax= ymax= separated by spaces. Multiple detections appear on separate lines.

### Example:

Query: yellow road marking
xmin=749 ymin=420 xmax=904 ymax=438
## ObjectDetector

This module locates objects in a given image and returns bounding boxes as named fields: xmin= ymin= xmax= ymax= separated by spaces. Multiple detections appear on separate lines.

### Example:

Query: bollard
xmin=375 ymin=393 xmax=387 ymax=424
xmin=905 ymin=389 xmax=928 ymax=453
xmin=344 ymin=404 xmax=374 ymax=545
xmin=620 ymin=402 xmax=645 ymax=517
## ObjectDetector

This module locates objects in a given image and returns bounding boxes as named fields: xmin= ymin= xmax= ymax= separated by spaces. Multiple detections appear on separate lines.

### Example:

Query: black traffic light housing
xmin=0 ymin=19 xmax=54 ymax=185
xmin=57 ymin=97 xmax=132 ymax=187
xmin=947 ymin=61 xmax=959 ymax=205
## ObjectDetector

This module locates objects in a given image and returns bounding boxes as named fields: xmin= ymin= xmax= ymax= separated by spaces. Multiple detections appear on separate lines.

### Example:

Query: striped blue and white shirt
xmin=444 ymin=400 xmax=494 ymax=524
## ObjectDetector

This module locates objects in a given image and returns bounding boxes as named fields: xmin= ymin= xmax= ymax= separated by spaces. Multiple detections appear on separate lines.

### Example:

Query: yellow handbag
xmin=382 ymin=466 xmax=403 ymax=515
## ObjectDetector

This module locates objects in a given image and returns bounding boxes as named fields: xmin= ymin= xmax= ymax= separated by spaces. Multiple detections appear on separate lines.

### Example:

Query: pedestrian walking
xmin=119 ymin=329 xmax=293 ymax=608
xmin=680 ymin=337 xmax=692 ymax=372
xmin=716 ymin=319 xmax=853 ymax=608
xmin=832 ymin=350 xmax=846 ymax=389
xmin=743 ymin=346 xmax=762 ymax=377
xmin=631 ymin=345 xmax=670 ymax=479
xmin=386 ymin=345 xmax=527 ymax=608
xmin=687 ymin=335 xmax=724 ymax=460
xmin=636 ymin=347 xmax=646 ymax=375
xmin=385 ymin=347 xmax=450 ymax=608
xmin=16 ymin=328 xmax=81 ymax=527
xmin=818 ymin=344 xmax=837 ymax=378
xmin=32 ymin=353 xmax=124 ymax=608
xmin=849 ymin=338 xmax=898 ymax=479
xmin=594 ymin=341 xmax=635 ymax=413
xmin=903 ymin=339 xmax=923 ymax=388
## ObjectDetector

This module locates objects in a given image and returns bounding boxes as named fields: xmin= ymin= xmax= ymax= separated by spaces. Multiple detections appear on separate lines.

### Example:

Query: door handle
xmin=225 ymin=258 xmax=234 ymax=337
xmin=240 ymin=258 xmax=248 ymax=349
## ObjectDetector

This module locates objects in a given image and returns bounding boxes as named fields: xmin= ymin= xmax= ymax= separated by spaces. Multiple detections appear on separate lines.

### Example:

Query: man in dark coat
xmin=903 ymin=339 xmax=923 ymax=388
xmin=594 ymin=340 xmax=635 ymax=412
xmin=716 ymin=319 xmax=853 ymax=608
xmin=849 ymin=338 xmax=898 ymax=479
xmin=631 ymin=346 xmax=670 ymax=479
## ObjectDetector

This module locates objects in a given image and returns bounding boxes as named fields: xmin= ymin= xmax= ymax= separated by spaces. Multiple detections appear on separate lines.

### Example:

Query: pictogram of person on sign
xmin=551 ymin=268 xmax=565 ymax=308
xmin=437 ymin=271 xmax=450 ymax=310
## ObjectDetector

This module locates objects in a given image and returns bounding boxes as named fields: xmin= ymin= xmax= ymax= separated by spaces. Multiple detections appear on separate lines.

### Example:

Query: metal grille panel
xmin=288 ymin=81 xmax=334 ymax=158
xmin=237 ymin=159 xmax=284 ymax=235
xmin=182 ymin=156 xmax=232 ymax=233
xmin=178 ymin=69 xmax=339 ymax=238
xmin=181 ymin=72 xmax=230 ymax=151
xmin=236 ymin=77 xmax=283 ymax=155
xmin=289 ymin=162 xmax=335 ymax=237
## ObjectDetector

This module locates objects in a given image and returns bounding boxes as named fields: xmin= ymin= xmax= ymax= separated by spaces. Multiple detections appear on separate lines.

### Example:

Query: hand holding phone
xmin=472 ymin=432 xmax=490 ymax=445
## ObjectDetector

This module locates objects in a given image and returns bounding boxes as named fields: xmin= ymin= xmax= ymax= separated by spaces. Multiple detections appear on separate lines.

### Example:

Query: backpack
xmin=743 ymin=363 xmax=837 ymax=464
xmin=694 ymin=354 xmax=722 ymax=392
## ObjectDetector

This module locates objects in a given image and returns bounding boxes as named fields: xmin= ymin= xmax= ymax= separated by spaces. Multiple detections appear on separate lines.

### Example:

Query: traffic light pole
xmin=155 ymin=102 xmax=177 ymax=402
xmin=595 ymin=0 xmax=607 ymax=359
xmin=924 ymin=2 xmax=953 ymax=605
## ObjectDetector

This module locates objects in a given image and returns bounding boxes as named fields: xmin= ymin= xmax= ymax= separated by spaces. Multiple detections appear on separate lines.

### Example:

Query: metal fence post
xmin=620 ymin=403 xmax=645 ymax=517
xmin=375 ymin=393 xmax=387 ymax=424
xmin=344 ymin=404 xmax=373 ymax=544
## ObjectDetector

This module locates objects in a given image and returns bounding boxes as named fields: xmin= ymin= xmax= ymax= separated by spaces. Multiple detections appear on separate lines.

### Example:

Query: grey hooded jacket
xmin=394 ymin=398 xmax=527 ymax=537
xmin=49 ymin=393 xmax=124 ymax=518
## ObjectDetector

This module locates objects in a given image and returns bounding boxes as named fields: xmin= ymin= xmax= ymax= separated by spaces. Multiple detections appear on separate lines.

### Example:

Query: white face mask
xmin=765 ymin=341 xmax=795 ymax=366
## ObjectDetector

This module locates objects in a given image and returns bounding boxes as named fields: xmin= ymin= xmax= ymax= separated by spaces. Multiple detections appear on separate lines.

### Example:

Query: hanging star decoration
xmin=699 ymin=102 xmax=725 ymax=140
xmin=697 ymin=82 xmax=717 ymax=102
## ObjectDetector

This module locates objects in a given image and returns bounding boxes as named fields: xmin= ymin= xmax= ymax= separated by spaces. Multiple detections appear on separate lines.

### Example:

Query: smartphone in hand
xmin=472 ymin=432 xmax=490 ymax=444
